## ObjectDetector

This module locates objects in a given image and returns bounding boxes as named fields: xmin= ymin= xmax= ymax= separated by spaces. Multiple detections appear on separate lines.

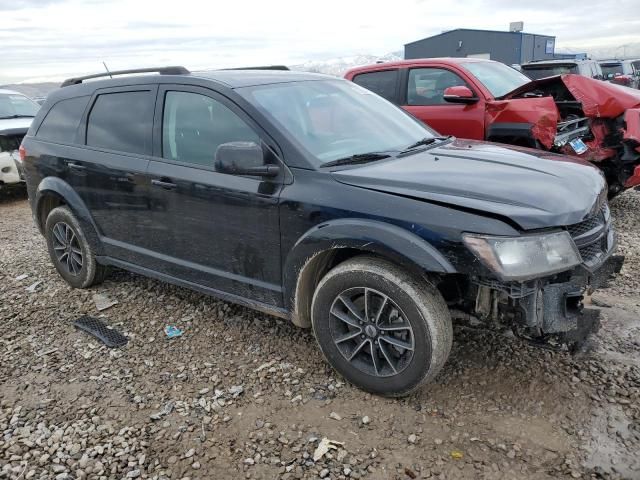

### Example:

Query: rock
xmin=361 ymin=416 xmax=370 ymax=425
xmin=320 ymin=468 xmax=330 ymax=478
xmin=408 ymin=434 xmax=418 ymax=444
xmin=329 ymin=412 xmax=342 ymax=421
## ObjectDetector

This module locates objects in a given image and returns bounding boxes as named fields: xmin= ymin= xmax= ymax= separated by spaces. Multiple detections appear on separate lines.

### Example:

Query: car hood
xmin=500 ymin=74 xmax=640 ymax=117
xmin=0 ymin=117 xmax=33 ymax=134
xmin=331 ymin=139 xmax=605 ymax=230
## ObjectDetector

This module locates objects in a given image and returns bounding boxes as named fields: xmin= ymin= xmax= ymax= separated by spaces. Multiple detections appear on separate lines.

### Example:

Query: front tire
xmin=45 ymin=206 xmax=107 ymax=288
xmin=311 ymin=256 xmax=452 ymax=397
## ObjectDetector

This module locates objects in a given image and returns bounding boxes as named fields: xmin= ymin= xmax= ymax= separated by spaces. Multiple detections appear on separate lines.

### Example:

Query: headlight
xmin=463 ymin=231 xmax=581 ymax=281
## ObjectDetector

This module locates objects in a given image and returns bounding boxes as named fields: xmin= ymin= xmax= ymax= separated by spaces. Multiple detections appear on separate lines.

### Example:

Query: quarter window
xmin=407 ymin=68 xmax=467 ymax=106
xmin=36 ymin=96 xmax=89 ymax=144
xmin=351 ymin=70 xmax=399 ymax=103
xmin=162 ymin=91 xmax=259 ymax=166
xmin=86 ymin=91 xmax=153 ymax=154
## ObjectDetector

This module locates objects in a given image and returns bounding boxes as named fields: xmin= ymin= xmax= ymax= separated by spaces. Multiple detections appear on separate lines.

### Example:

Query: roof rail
xmin=61 ymin=66 xmax=190 ymax=87
xmin=222 ymin=65 xmax=290 ymax=71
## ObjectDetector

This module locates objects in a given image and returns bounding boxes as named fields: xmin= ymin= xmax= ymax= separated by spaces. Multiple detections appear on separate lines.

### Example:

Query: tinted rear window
xmin=521 ymin=64 xmax=578 ymax=80
xmin=86 ymin=91 xmax=153 ymax=154
xmin=600 ymin=63 xmax=624 ymax=76
xmin=36 ymin=96 xmax=89 ymax=143
xmin=352 ymin=70 xmax=399 ymax=103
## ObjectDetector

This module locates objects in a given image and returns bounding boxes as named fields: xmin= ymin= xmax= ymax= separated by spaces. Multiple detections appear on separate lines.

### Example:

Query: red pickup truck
xmin=345 ymin=58 xmax=640 ymax=196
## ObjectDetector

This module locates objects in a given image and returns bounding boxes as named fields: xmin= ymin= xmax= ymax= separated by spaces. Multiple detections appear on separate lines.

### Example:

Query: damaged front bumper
xmin=473 ymin=254 xmax=624 ymax=349
xmin=470 ymin=200 xmax=624 ymax=348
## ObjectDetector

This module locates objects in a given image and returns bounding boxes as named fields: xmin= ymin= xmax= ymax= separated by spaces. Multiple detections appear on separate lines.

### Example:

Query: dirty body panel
xmin=324 ymin=139 xmax=622 ymax=347
xmin=22 ymin=71 xmax=624 ymax=355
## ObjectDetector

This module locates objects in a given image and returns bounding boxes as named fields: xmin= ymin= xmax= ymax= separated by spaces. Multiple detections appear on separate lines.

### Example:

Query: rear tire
xmin=311 ymin=256 xmax=452 ymax=397
xmin=45 ymin=206 xmax=107 ymax=288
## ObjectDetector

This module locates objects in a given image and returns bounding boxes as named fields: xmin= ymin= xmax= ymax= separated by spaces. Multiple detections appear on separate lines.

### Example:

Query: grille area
xmin=567 ymin=202 xmax=611 ymax=267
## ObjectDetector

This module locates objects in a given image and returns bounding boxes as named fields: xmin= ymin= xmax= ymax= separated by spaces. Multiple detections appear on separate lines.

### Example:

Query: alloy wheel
xmin=329 ymin=287 xmax=415 ymax=377
xmin=52 ymin=221 xmax=83 ymax=276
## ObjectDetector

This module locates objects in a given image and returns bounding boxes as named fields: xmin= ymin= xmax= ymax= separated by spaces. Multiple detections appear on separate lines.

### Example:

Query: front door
xmin=145 ymin=85 xmax=284 ymax=306
xmin=401 ymin=67 xmax=485 ymax=140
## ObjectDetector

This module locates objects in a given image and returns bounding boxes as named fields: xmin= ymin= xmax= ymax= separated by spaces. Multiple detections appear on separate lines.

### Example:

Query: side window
xmin=162 ymin=91 xmax=259 ymax=167
xmin=407 ymin=68 xmax=467 ymax=106
xmin=36 ymin=96 xmax=89 ymax=144
xmin=352 ymin=70 xmax=399 ymax=103
xmin=86 ymin=91 xmax=152 ymax=154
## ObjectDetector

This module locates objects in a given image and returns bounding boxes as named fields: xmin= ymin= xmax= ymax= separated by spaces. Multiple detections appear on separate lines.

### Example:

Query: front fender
xmin=283 ymin=218 xmax=455 ymax=327
xmin=35 ymin=176 xmax=102 ymax=252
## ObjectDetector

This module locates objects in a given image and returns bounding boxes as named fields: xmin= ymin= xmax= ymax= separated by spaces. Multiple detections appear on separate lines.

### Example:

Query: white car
xmin=0 ymin=89 xmax=40 ymax=189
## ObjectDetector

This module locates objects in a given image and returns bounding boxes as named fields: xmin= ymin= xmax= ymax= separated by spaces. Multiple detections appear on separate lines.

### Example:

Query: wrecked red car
xmin=345 ymin=58 xmax=640 ymax=196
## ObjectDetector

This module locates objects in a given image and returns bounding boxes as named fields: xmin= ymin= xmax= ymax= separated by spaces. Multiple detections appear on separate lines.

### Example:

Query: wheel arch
xmin=35 ymin=176 xmax=102 ymax=252
xmin=284 ymin=219 xmax=455 ymax=328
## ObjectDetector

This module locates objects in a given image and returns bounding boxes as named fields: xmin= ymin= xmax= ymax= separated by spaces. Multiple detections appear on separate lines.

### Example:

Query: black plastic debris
xmin=73 ymin=315 xmax=128 ymax=348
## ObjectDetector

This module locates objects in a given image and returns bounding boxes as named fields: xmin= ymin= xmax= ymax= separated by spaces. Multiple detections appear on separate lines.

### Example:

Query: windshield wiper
xmin=401 ymin=136 xmax=451 ymax=153
xmin=321 ymin=152 xmax=391 ymax=168
xmin=0 ymin=114 xmax=35 ymax=120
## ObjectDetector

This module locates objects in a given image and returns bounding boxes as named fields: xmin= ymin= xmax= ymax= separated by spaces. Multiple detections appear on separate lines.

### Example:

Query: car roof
xmin=356 ymin=57 xmax=494 ymax=68
xmin=45 ymin=68 xmax=339 ymax=104
xmin=344 ymin=57 xmax=497 ymax=76
xmin=57 ymin=69 xmax=334 ymax=93
xmin=521 ymin=59 xmax=587 ymax=66
xmin=191 ymin=69 xmax=333 ymax=88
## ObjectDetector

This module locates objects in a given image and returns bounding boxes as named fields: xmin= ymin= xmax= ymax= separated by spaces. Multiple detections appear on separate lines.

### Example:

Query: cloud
xmin=0 ymin=0 xmax=638 ymax=84
xmin=0 ymin=0 xmax=64 ymax=10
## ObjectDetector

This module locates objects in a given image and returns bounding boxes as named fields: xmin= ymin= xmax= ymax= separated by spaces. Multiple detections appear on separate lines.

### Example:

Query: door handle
xmin=67 ymin=162 xmax=86 ymax=171
xmin=151 ymin=178 xmax=178 ymax=190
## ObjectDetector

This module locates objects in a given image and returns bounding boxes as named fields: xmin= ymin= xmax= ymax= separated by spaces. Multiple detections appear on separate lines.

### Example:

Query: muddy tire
xmin=311 ymin=256 xmax=452 ymax=397
xmin=45 ymin=206 xmax=107 ymax=289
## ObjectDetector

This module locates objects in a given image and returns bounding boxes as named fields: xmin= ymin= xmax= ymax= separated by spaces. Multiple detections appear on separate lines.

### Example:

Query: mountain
xmin=0 ymin=82 xmax=59 ymax=99
xmin=1 ymin=52 xmax=403 ymax=99
xmin=557 ymin=43 xmax=640 ymax=60
xmin=291 ymin=51 xmax=403 ymax=76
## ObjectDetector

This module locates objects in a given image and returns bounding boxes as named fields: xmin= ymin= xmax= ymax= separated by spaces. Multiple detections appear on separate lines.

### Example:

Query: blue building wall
xmin=404 ymin=29 xmax=557 ymax=65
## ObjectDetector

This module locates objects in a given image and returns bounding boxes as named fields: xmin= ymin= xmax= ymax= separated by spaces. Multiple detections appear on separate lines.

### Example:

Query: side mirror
xmin=443 ymin=86 xmax=478 ymax=104
xmin=215 ymin=141 xmax=280 ymax=177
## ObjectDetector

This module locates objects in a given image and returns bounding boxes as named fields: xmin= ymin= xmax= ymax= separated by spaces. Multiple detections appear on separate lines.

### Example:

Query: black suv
xmin=21 ymin=66 xmax=623 ymax=396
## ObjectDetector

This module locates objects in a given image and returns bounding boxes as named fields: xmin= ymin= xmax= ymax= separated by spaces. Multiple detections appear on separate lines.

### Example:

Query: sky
xmin=1 ymin=0 xmax=639 ymax=84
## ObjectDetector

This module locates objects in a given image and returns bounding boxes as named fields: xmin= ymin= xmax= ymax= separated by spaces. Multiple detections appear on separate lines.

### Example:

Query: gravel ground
xmin=1 ymin=189 xmax=639 ymax=480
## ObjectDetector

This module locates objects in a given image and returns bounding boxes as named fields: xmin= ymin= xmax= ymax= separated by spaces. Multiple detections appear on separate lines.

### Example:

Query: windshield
xmin=238 ymin=80 xmax=435 ymax=166
xmin=461 ymin=61 xmax=530 ymax=98
xmin=0 ymin=93 xmax=40 ymax=118
xmin=600 ymin=63 xmax=624 ymax=77
xmin=521 ymin=64 xmax=578 ymax=80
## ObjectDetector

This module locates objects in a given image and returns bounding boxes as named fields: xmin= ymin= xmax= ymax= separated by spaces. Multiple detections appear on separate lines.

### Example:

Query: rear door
xmin=145 ymin=85 xmax=284 ymax=306
xmin=350 ymin=69 xmax=401 ymax=104
xmin=78 ymin=86 xmax=157 ymax=263
xmin=400 ymin=67 xmax=485 ymax=139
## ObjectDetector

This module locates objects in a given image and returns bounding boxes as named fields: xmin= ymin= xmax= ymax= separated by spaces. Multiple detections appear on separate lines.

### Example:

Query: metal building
xmin=404 ymin=28 xmax=557 ymax=65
